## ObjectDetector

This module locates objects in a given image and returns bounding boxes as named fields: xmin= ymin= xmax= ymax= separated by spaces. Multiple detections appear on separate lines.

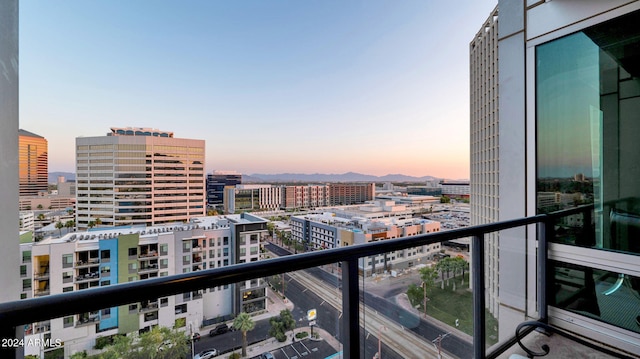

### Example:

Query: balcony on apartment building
xmin=1 ymin=206 xmax=637 ymax=358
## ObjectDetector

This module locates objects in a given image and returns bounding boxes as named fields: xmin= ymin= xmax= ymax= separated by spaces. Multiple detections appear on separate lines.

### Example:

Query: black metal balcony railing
xmin=0 ymin=208 xmax=595 ymax=358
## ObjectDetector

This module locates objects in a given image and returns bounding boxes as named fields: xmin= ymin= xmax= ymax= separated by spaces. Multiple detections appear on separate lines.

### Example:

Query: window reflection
xmin=536 ymin=9 xmax=640 ymax=255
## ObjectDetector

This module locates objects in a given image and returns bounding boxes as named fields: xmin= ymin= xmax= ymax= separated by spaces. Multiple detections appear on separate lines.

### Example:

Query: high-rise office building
xmin=75 ymin=127 xmax=205 ymax=230
xmin=477 ymin=0 xmax=640 ymax=353
xmin=19 ymin=129 xmax=48 ymax=196
xmin=470 ymin=6 xmax=499 ymax=318
xmin=206 ymin=171 xmax=242 ymax=209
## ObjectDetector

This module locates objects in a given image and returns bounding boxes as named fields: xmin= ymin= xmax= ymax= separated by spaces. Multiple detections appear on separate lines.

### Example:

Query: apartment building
xmin=478 ymin=0 xmax=640 ymax=353
xmin=290 ymin=201 xmax=441 ymax=276
xmin=19 ymin=213 xmax=268 ymax=357
xmin=328 ymin=183 xmax=375 ymax=205
xmin=283 ymin=184 xmax=330 ymax=210
xmin=18 ymin=129 xmax=48 ymax=197
xmin=75 ymin=127 xmax=206 ymax=230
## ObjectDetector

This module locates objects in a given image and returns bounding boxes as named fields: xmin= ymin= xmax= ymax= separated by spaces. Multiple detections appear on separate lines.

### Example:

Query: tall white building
xmin=476 ymin=1 xmax=640 ymax=354
xmin=75 ymin=127 xmax=205 ymax=230
xmin=470 ymin=6 xmax=500 ymax=317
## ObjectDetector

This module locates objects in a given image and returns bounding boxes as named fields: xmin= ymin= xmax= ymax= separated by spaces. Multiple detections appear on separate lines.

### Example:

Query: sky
xmin=20 ymin=0 xmax=497 ymax=179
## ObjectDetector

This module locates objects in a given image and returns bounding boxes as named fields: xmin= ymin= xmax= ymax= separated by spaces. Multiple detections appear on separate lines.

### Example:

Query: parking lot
xmin=252 ymin=338 xmax=337 ymax=359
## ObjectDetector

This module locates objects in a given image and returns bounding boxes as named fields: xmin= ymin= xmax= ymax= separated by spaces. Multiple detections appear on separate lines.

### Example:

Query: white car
xmin=194 ymin=349 xmax=218 ymax=359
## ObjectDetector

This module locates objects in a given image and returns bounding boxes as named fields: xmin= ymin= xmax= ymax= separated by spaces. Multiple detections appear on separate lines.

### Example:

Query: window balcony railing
xmin=0 ymin=207 xmax=622 ymax=358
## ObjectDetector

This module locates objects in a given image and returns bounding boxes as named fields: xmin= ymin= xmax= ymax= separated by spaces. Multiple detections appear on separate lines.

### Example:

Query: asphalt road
xmin=267 ymin=241 xmax=474 ymax=358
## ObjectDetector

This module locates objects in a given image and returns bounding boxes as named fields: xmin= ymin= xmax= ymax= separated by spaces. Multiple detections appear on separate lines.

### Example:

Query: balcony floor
xmin=496 ymin=329 xmax=631 ymax=359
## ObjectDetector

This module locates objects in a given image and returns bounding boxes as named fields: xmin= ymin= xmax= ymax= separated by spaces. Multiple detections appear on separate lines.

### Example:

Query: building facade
xmin=283 ymin=185 xmax=330 ymax=210
xmin=19 ymin=129 xmax=48 ymax=197
xmin=19 ymin=213 xmax=268 ymax=357
xmin=206 ymin=171 xmax=242 ymax=209
xmin=75 ymin=127 xmax=206 ymax=230
xmin=470 ymin=5 xmax=500 ymax=318
xmin=290 ymin=201 xmax=442 ymax=276
xmin=328 ymin=183 xmax=375 ymax=205
xmin=490 ymin=0 xmax=640 ymax=353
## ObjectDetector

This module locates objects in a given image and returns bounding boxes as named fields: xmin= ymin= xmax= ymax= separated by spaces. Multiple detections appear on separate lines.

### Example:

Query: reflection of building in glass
xmin=75 ymin=128 xmax=205 ymax=230
xmin=206 ymin=171 xmax=242 ymax=209
xmin=19 ymin=129 xmax=48 ymax=197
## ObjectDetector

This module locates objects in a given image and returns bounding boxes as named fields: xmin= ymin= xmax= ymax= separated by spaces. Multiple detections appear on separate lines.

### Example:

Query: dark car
xmin=209 ymin=323 xmax=229 ymax=337
xmin=260 ymin=353 xmax=275 ymax=359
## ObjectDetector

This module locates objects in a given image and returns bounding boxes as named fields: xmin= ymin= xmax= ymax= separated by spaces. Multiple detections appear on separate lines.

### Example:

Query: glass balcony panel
xmin=483 ymin=229 xmax=528 ymax=356
xmin=361 ymin=244 xmax=474 ymax=358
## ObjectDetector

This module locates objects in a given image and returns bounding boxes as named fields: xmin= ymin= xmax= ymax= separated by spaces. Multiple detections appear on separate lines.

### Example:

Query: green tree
xmin=234 ymin=312 xmax=255 ymax=357
xmin=268 ymin=309 xmax=296 ymax=342
xmin=37 ymin=204 xmax=43 ymax=209
xmin=419 ymin=267 xmax=438 ymax=315
xmin=406 ymin=283 xmax=423 ymax=308
xmin=440 ymin=196 xmax=451 ymax=203
xmin=55 ymin=221 xmax=64 ymax=236
xmin=99 ymin=327 xmax=189 ymax=359
xmin=87 ymin=221 xmax=96 ymax=229
xmin=69 ymin=351 xmax=88 ymax=359
xmin=37 ymin=213 xmax=45 ymax=221
xmin=95 ymin=218 xmax=102 ymax=226
xmin=266 ymin=222 xmax=275 ymax=237
xmin=100 ymin=334 xmax=133 ymax=359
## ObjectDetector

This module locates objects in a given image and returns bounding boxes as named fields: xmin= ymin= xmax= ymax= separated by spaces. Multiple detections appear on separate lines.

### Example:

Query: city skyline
xmin=20 ymin=1 xmax=496 ymax=179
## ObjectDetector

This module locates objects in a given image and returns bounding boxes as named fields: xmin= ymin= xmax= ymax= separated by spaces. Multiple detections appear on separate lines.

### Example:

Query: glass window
xmin=20 ymin=265 xmax=26 ymax=277
xmin=160 ymin=243 xmax=168 ymax=256
xmin=22 ymin=251 xmax=31 ymax=263
xmin=551 ymin=260 xmax=640 ymax=334
xmin=63 ymin=316 xmax=74 ymax=328
xmin=537 ymin=9 xmax=640 ymax=255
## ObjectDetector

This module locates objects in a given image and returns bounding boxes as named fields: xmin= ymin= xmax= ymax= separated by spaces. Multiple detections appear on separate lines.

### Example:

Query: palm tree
xmin=65 ymin=220 xmax=75 ymax=233
xmin=233 ymin=312 xmax=255 ymax=357
xmin=95 ymin=217 xmax=102 ymax=226
xmin=37 ymin=213 xmax=45 ymax=221
xmin=55 ymin=221 xmax=64 ymax=236
xmin=419 ymin=267 xmax=438 ymax=316
xmin=87 ymin=221 xmax=96 ymax=229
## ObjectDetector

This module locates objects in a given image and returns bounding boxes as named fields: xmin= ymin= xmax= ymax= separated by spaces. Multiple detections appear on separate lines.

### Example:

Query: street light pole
xmin=432 ymin=332 xmax=451 ymax=359
xmin=377 ymin=325 xmax=386 ymax=359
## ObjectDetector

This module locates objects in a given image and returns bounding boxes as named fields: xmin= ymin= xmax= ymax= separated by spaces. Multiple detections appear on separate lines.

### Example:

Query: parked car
xmin=209 ymin=323 xmax=229 ymax=337
xmin=194 ymin=349 xmax=217 ymax=359
xmin=260 ymin=353 xmax=275 ymax=359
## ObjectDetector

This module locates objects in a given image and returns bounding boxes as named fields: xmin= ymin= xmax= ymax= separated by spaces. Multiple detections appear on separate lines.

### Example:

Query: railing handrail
xmin=0 ymin=212 xmax=551 ymax=329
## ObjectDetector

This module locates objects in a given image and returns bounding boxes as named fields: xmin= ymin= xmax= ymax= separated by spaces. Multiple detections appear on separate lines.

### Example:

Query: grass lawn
xmin=424 ymin=273 xmax=499 ymax=345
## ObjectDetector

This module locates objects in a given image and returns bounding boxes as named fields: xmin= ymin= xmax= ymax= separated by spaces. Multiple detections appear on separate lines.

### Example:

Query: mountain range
xmin=243 ymin=172 xmax=441 ymax=183
xmin=50 ymin=171 xmax=449 ymax=184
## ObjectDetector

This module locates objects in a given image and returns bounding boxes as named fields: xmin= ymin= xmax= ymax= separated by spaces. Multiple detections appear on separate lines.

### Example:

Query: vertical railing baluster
xmin=472 ymin=234 xmax=486 ymax=358
xmin=537 ymin=219 xmax=549 ymax=322
xmin=342 ymin=257 xmax=360 ymax=359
